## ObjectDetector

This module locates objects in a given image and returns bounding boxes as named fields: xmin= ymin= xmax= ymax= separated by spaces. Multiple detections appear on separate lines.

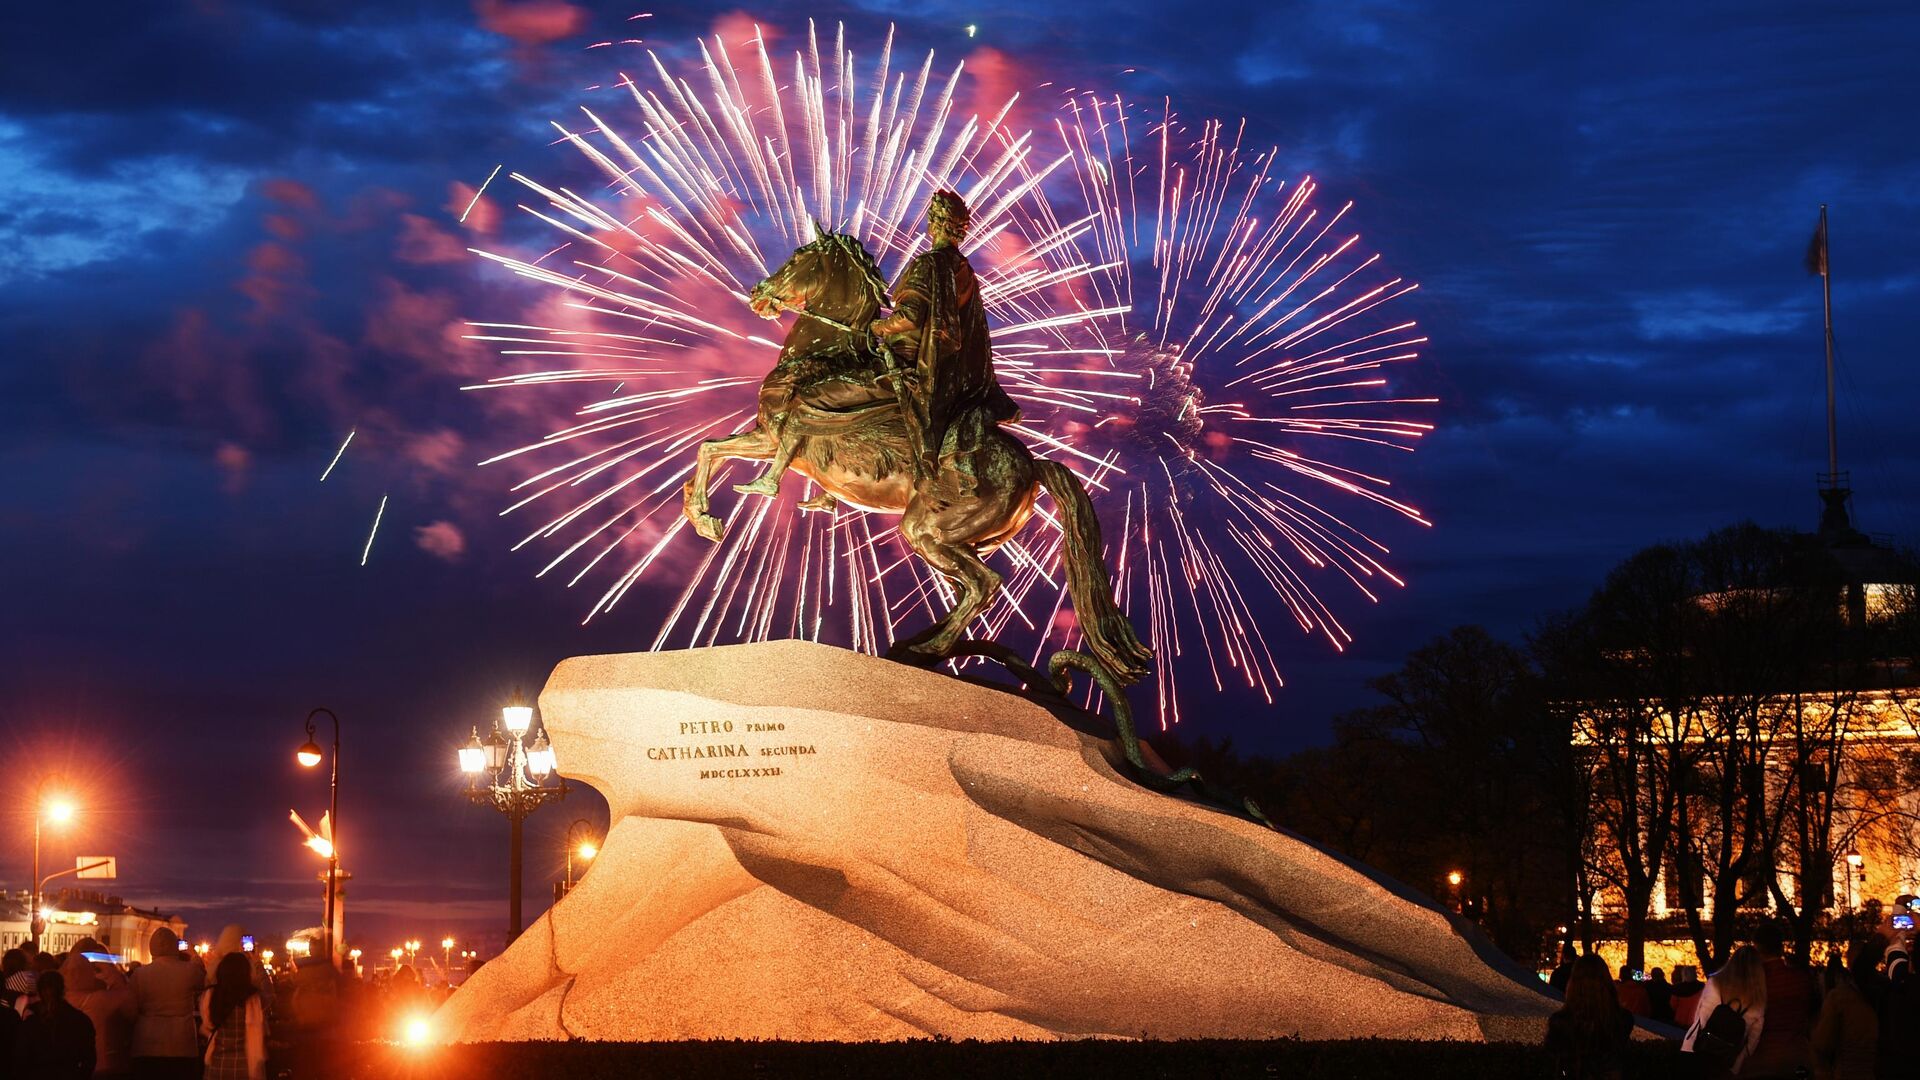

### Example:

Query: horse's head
xmin=749 ymin=224 xmax=890 ymax=327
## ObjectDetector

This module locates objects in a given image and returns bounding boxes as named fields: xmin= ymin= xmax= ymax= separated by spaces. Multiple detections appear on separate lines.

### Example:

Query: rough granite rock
xmin=433 ymin=640 xmax=1558 ymax=1042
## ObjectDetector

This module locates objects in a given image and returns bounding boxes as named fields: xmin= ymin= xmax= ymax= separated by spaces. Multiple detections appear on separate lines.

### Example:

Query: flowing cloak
xmin=881 ymin=245 xmax=1020 ymax=490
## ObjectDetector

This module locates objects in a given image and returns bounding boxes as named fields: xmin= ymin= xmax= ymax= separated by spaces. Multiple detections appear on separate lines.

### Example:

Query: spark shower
xmin=465 ymin=22 xmax=1433 ymax=728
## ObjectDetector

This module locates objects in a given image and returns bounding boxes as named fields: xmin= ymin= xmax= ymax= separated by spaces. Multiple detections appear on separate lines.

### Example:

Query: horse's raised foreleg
xmin=682 ymin=427 xmax=775 ymax=542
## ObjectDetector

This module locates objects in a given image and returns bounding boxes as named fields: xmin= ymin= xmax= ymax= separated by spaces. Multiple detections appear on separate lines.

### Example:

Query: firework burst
xmin=1003 ymin=94 xmax=1435 ymax=726
xmin=466 ymin=26 xmax=1433 ymax=728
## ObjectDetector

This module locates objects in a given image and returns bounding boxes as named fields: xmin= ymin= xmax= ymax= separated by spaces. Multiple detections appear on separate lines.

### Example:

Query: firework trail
xmin=467 ymin=25 xmax=1432 ymax=727
xmin=997 ymin=95 xmax=1434 ymax=727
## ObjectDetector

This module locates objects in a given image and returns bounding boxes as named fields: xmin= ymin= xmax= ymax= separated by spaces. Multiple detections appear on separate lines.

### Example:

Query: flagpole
xmin=1820 ymin=203 xmax=1837 ymax=480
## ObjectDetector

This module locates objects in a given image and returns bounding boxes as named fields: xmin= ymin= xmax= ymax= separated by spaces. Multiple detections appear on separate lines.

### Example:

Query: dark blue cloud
xmin=3 ymin=0 xmax=1917 ymax=949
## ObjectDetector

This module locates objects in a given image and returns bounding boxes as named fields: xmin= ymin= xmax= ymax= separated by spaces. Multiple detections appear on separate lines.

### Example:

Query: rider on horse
xmin=733 ymin=190 xmax=1020 ymax=502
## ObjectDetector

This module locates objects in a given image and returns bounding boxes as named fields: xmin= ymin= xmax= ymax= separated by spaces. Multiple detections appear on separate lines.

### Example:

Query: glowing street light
xmin=458 ymin=690 xmax=569 ymax=942
xmin=294 ymin=707 xmax=342 ymax=964
xmin=1845 ymin=849 xmax=1865 ymax=914
xmin=30 ymin=779 xmax=79 ymax=951
xmin=562 ymin=818 xmax=600 ymax=898
xmin=1447 ymin=870 xmax=1464 ymax=887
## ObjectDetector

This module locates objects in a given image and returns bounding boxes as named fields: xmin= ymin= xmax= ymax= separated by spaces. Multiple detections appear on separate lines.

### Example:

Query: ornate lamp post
xmin=294 ymin=707 xmax=342 ymax=963
xmin=459 ymin=691 xmax=568 ymax=941
xmin=29 ymin=780 xmax=76 ymax=952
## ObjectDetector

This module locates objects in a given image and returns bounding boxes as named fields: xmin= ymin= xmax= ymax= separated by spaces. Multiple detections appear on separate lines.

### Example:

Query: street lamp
xmin=30 ymin=781 xmax=78 ymax=951
xmin=459 ymin=689 xmax=569 ymax=942
xmin=563 ymin=819 xmax=600 ymax=897
xmin=1845 ymin=850 xmax=1865 ymax=915
xmin=440 ymin=936 xmax=454 ymax=976
xmin=294 ymin=707 xmax=342 ymax=964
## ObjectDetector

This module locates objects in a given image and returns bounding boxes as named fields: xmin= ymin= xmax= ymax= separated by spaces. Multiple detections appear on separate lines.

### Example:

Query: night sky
xmin=4 ymin=0 xmax=1917 ymax=952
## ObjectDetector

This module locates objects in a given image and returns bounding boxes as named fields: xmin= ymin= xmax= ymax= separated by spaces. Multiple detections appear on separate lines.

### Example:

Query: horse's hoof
xmin=732 ymin=478 xmax=779 ymax=498
xmin=693 ymin=514 xmax=726 ymax=542
xmin=798 ymin=493 xmax=838 ymax=513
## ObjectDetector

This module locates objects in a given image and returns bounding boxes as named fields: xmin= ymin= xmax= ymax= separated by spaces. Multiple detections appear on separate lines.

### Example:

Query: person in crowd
xmin=1884 ymin=943 xmax=1910 ymax=987
xmin=62 ymin=945 xmax=137 ymax=1077
xmin=3 ymin=949 xmax=33 ymax=1012
xmin=0 ymin=979 xmax=20 ymax=1074
xmin=1545 ymin=954 xmax=1635 ymax=1080
xmin=130 ymin=928 xmax=203 ymax=1080
xmin=199 ymin=952 xmax=265 ymax=1080
xmin=1645 ymin=967 xmax=1674 ymax=1025
xmin=1614 ymin=964 xmax=1650 ymax=1018
xmin=1810 ymin=938 xmax=1879 ymax=1080
xmin=1549 ymin=942 xmax=1579 ymax=992
xmin=1670 ymin=965 xmax=1705 ymax=1028
xmin=1683 ymin=945 xmax=1767 ymax=1077
xmin=1742 ymin=921 xmax=1817 ymax=1078
xmin=283 ymin=954 xmax=340 ymax=1079
xmin=1880 ymin=944 xmax=1920 ymax=1080
xmin=12 ymin=969 xmax=98 ymax=1079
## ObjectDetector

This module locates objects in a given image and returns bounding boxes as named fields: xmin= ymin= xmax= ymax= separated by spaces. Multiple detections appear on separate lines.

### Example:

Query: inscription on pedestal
xmin=645 ymin=719 xmax=817 ymax=780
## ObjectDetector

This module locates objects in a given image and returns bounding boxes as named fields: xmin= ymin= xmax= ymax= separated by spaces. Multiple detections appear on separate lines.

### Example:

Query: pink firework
xmin=1001 ymin=94 xmax=1434 ymax=727
xmin=466 ymin=28 xmax=1433 ymax=728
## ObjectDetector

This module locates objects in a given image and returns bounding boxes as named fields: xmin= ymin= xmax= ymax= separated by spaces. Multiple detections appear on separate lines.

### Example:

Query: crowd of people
xmin=0 ymin=927 xmax=449 ymax=1079
xmin=1545 ymin=921 xmax=1919 ymax=1079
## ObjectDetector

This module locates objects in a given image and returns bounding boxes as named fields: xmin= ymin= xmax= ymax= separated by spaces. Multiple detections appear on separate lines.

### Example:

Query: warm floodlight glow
xmin=577 ymin=841 xmax=598 ymax=861
xmin=502 ymin=694 xmax=533 ymax=735
xmin=1846 ymin=850 xmax=1864 ymax=868
xmin=441 ymin=936 xmax=454 ymax=950
xmin=295 ymin=740 xmax=324 ymax=768
xmin=45 ymin=799 xmax=76 ymax=823
xmin=1446 ymin=870 xmax=1464 ymax=887
xmin=305 ymin=836 xmax=335 ymax=859
xmin=403 ymin=1016 xmax=431 ymax=1046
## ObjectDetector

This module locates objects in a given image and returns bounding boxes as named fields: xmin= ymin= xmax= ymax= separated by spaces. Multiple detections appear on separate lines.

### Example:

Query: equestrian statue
xmin=681 ymin=191 xmax=1157 ymax=709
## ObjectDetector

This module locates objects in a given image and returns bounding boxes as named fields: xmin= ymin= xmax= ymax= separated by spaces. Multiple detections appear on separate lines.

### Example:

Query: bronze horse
xmin=681 ymin=229 xmax=1152 ymax=684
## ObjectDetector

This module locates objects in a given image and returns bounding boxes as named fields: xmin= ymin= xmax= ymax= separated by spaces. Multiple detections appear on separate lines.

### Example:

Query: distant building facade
xmin=0 ymin=888 xmax=188 ymax=962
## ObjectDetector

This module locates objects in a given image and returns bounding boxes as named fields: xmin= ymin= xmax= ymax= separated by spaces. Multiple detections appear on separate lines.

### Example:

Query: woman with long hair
xmin=197 ymin=953 xmax=264 ymax=1080
xmin=1683 ymin=945 xmax=1768 ymax=1078
xmin=1545 ymin=953 xmax=1635 ymax=1079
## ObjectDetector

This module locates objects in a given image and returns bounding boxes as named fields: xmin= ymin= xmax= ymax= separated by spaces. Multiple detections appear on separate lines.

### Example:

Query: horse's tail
xmin=1034 ymin=459 xmax=1153 ymax=686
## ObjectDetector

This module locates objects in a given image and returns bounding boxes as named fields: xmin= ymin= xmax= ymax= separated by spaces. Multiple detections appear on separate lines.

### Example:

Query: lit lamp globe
xmin=458 ymin=728 xmax=486 ymax=775
xmin=295 ymin=739 xmax=324 ymax=769
xmin=578 ymin=840 xmax=598 ymax=861
xmin=502 ymin=694 xmax=534 ymax=737
xmin=46 ymin=799 xmax=76 ymax=824
xmin=527 ymin=733 xmax=556 ymax=781
xmin=484 ymin=728 xmax=509 ymax=772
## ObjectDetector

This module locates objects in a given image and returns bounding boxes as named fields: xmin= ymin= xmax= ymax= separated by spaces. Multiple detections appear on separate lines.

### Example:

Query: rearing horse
xmin=682 ymin=228 xmax=1152 ymax=683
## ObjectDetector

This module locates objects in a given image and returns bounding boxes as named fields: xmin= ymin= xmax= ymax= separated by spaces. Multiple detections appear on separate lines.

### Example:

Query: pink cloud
xmin=214 ymin=442 xmax=252 ymax=493
xmin=414 ymin=520 xmax=468 ymax=561
xmin=405 ymin=430 xmax=467 ymax=476
xmin=260 ymin=178 xmax=320 ymax=212
xmin=395 ymin=213 xmax=467 ymax=265
xmin=447 ymin=181 xmax=501 ymax=235
xmin=710 ymin=11 xmax=774 ymax=47
xmin=476 ymin=0 xmax=587 ymax=45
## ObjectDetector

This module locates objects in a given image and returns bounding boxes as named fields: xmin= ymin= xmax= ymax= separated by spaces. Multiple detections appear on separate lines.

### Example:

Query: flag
xmin=1805 ymin=211 xmax=1828 ymax=276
